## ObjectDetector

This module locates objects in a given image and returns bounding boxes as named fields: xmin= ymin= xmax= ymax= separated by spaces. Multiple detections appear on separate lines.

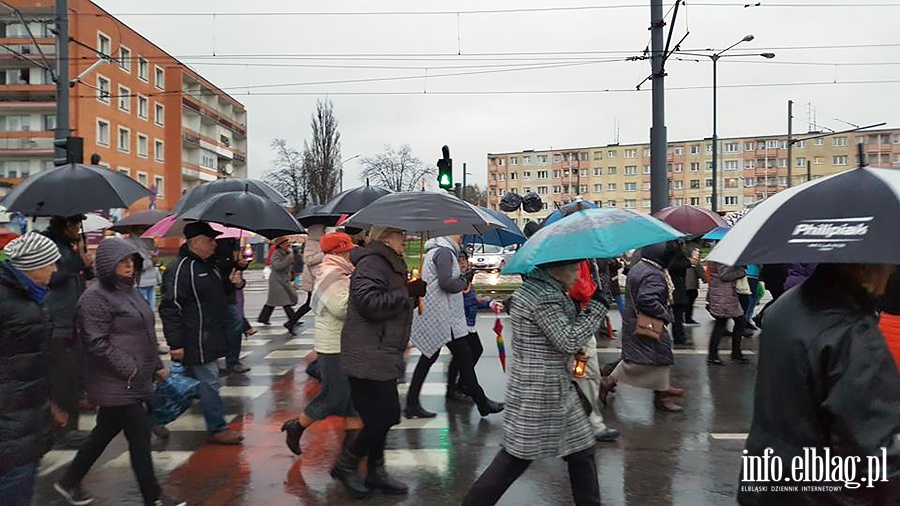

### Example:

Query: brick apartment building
xmin=0 ymin=0 xmax=247 ymax=211
xmin=487 ymin=128 xmax=900 ymax=224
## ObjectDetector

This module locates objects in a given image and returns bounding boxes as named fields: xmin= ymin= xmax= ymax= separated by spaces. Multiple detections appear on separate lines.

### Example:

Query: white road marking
xmin=264 ymin=349 xmax=314 ymax=360
xmin=709 ymin=433 xmax=749 ymax=440
xmin=384 ymin=449 xmax=449 ymax=473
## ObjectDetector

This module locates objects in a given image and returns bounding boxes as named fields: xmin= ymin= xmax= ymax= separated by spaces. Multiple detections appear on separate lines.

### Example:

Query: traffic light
xmin=437 ymin=145 xmax=452 ymax=190
xmin=53 ymin=136 xmax=84 ymax=166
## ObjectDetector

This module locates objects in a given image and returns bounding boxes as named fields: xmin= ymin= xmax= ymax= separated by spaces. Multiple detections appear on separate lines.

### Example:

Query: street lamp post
xmin=339 ymin=154 xmax=361 ymax=192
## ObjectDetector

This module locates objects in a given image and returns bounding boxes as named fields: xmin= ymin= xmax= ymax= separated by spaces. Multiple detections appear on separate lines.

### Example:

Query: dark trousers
xmin=47 ymin=338 xmax=80 ymax=436
xmin=408 ymin=336 xmax=488 ymax=408
xmin=286 ymin=292 xmax=312 ymax=328
xmin=448 ymin=332 xmax=484 ymax=391
xmin=348 ymin=377 xmax=400 ymax=463
xmin=462 ymin=447 xmax=601 ymax=506
xmin=709 ymin=316 xmax=747 ymax=360
xmin=257 ymin=304 xmax=296 ymax=324
xmin=0 ymin=462 xmax=37 ymax=506
xmin=685 ymin=289 xmax=699 ymax=322
xmin=225 ymin=304 xmax=245 ymax=366
xmin=672 ymin=304 xmax=688 ymax=344
xmin=61 ymin=403 xmax=161 ymax=503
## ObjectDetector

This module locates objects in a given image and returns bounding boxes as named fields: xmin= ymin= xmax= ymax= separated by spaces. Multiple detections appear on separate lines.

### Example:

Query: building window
xmin=642 ymin=165 xmax=651 ymax=174
xmin=117 ymin=85 xmax=130 ymax=112
xmin=43 ymin=114 xmax=55 ymax=131
xmin=673 ymin=147 xmax=683 ymax=155
xmin=154 ymin=176 xmax=164 ymax=196
xmin=643 ymin=148 xmax=651 ymax=157
xmin=744 ymin=160 xmax=755 ymax=169
xmin=553 ymin=154 xmax=562 ymax=163
xmin=97 ymin=32 xmax=111 ymax=57
xmin=607 ymin=183 xmax=617 ymax=191
xmin=624 ymin=149 xmax=637 ymax=158
xmin=690 ymin=145 xmax=700 ymax=154
xmin=137 ymin=171 xmax=148 ymax=187
xmin=96 ymin=119 xmax=110 ymax=146
xmin=814 ymin=156 xmax=824 ymax=165
xmin=674 ymin=163 xmax=683 ymax=172
xmin=498 ymin=174 xmax=505 ymax=182
xmin=118 ymin=167 xmax=130 ymax=176
xmin=706 ymin=143 xmax=713 ymax=153
xmin=705 ymin=178 xmax=713 ymax=188
xmin=593 ymin=168 xmax=602 ymax=176
xmin=154 ymin=103 xmax=164 ymax=126
xmin=814 ymin=138 xmax=824 ymax=146
xmin=690 ymin=162 xmax=700 ymax=171
xmin=673 ymin=198 xmax=684 ymax=206
xmin=642 ymin=199 xmax=651 ymax=208
xmin=510 ymin=156 xmax=518 ymax=165
xmin=593 ymin=151 xmax=602 ymax=161
xmin=138 ymin=57 xmax=149 ymax=81
xmin=624 ymin=182 xmax=637 ymax=192
xmin=522 ymin=171 xmax=532 ymax=179
xmin=509 ymin=172 xmax=517 ymax=180
xmin=579 ymin=152 xmax=588 ymax=161
xmin=117 ymin=127 xmax=130 ymax=152
xmin=624 ymin=166 xmax=637 ymax=176
xmin=707 ymin=161 xmax=714 ymax=170
xmin=118 ymin=46 xmax=131 ymax=72
xmin=795 ymin=157 xmax=807 ymax=167
xmin=690 ymin=179 xmax=700 ymax=189
xmin=607 ymin=150 xmax=616 ymax=158
xmin=553 ymin=170 xmax=561 ymax=178
xmin=690 ymin=197 xmax=700 ymax=206
xmin=579 ymin=184 xmax=588 ymax=193
xmin=137 ymin=134 xmax=148 ymax=157
xmin=833 ymin=136 xmax=848 ymax=147
xmin=673 ymin=180 xmax=683 ymax=190
xmin=537 ymin=170 xmax=548 ymax=179
xmin=200 ymin=149 xmax=217 ymax=169
xmin=522 ymin=155 xmax=532 ymax=164
xmin=724 ymin=160 xmax=740 ymax=171
xmin=593 ymin=184 xmax=602 ymax=193
xmin=608 ymin=166 xmax=617 ymax=175
xmin=724 ymin=196 xmax=739 ymax=206
xmin=97 ymin=75 xmax=110 ymax=103
xmin=154 ymin=66 xmax=165 ymax=90
xmin=537 ymin=155 xmax=548 ymax=163
xmin=537 ymin=186 xmax=548 ymax=195
xmin=744 ymin=142 xmax=754 ymax=151
xmin=154 ymin=140 xmax=164 ymax=162
xmin=138 ymin=95 xmax=148 ymax=119
xmin=795 ymin=140 xmax=805 ymax=149
xmin=833 ymin=155 xmax=848 ymax=166
xmin=553 ymin=186 xmax=561 ymax=194
xmin=723 ymin=142 xmax=740 ymax=153
xmin=779 ymin=158 xmax=788 ymax=168
xmin=624 ymin=199 xmax=636 ymax=209
xmin=642 ymin=182 xmax=651 ymax=191
xmin=606 ymin=200 xmax=617 ymax=207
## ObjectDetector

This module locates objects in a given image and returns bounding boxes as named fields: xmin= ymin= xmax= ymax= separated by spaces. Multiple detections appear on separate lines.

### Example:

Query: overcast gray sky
xmin=95 ymin=0 xmax=900 ymax=189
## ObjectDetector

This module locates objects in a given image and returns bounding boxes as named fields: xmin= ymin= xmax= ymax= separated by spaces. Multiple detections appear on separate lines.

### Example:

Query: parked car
xmin=468 ymin=244 xmax=508 ymax=272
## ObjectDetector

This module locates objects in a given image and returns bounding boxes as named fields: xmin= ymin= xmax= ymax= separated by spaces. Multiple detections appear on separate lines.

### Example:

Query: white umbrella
xmin=82 ymin=213 xmax=113 ymax=233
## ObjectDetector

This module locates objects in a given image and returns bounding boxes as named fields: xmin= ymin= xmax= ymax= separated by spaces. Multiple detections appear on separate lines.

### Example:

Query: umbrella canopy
xmin=653 ymin=205 xmax=728 ymax=236
xmin=708 ymin=167 xmax=900 ymax=266
xmin=502 ymin=208 xmax=686 ymax=275
xmin=341 ymin=191 xmax=503 ymax=236
xmin=109 ymin=209 xmax=171 ymax=232
xmin=179 ymin=191 xmax=303 ymax=239
xmin=0 ymin=163 xmax=152 ymax=217
xmin=82 ymin=213 xmax=112 ymax=233
xmin=141 ymin=214 xmax=254 ymax=239
xmin=295 ymin=204 xmax=342 ymax=228
xmin=462 ymin=207 xmax=526 ymax=247
xmin=543 ymin=198 xmax=597 ymax=226
xmin=317 ymin=183 xmax=393 ymax=215
xmin=0 ymin=228 xmax=19 ymax=249
xmin=702 ymin=226 xmax=731 ymax=241
xmin=172 ymin=179 xmax=285 ymax=215
xmin=723 ymin=208 xmax=751 ymax=226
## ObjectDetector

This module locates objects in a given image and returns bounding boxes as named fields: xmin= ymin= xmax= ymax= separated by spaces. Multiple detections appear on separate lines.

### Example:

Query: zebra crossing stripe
xmin=709 ymin=433 xmax=748 ymax=440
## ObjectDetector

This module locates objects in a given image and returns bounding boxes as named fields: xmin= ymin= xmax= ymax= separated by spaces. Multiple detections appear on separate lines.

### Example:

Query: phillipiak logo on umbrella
xmin=788 ymin=217 xmax=873 ymax=251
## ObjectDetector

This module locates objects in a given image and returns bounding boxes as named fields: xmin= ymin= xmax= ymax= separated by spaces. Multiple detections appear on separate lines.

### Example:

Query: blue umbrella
xmin=542 ymin=199 xmax=597 ymax=226
xmin=462 ymin=207 xmax=526 ymax=247
xmin=702 ymin=226 xmax=731 ymax=241
xmin=502 ymin=208 xmax=686 ymax=275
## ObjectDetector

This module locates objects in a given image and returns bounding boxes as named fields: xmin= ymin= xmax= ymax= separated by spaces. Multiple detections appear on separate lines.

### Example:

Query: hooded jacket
xmin=620 ymin=242 xmax=675 ymax=367
xmin=410 ymin=237 xmax=468 ymax=358
xmin=706 ymin=262 xmax=747 ymax=319
xmin=312 ymin=254 xmax=353 ymax=354
xmin=341 ymin=240 xmax=413 ymax=381
xmin=77 ymin=238 xmax=163 ymax=406
xmin=0 ymin=263 xmax=52 ymax=473
xmin=159 ymin=243 xmax=229 ymax=365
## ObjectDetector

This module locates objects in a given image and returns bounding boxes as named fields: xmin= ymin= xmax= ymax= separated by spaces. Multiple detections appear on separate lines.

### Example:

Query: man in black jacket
xmin=159 ymin=222 xmax=243 ymax=445
xmin=0 ymin=232 xmax=65 ymax=504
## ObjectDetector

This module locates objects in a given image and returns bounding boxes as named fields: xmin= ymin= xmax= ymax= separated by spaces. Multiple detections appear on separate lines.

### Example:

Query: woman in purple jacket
xmin=53 ymin=239 xmax=183 ymax=506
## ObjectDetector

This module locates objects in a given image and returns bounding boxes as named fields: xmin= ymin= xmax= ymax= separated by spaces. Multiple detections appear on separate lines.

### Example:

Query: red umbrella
xmin=652 ymin=205 xmax=728 ymax=236
xmin=0 ymin=229 xmax=19 ymax=249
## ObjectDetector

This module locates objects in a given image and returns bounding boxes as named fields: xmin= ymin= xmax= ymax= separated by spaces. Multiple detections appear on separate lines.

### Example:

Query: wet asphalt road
xmin=33 ymin=274 xmax=758 ymax=505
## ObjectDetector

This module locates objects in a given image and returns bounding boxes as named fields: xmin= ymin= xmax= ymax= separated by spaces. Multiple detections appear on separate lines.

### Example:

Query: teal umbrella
xmin=502 ymin=208 xmax=686 ymax=275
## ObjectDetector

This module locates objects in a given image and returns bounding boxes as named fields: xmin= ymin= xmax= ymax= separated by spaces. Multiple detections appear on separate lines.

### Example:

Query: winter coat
xmin=0 ymin=263 xmax=52 ymax=474
xmin=300 ymin=224 xmax=325 ymax=293
xmin=341 ymin=240 xmax=414 ymax=381
xmin=77 ymin=239 xmax=163 ymax=407
xmin=463 ymin=285 xmax=491 ymax=329
xmin=620 ymin=243 xmax=675 ymax=367
xmin=213 ymin=238 xmax=247 ymax=305
xmin=685 ymin=262 xmax=704 ymax=291
xmin=706 ymin=262 xmax=746 ymax=319
xmin=784 ymin=263 xmax=816 ymax=291
xmin=503 ymin=267 xmax=607 ymax=460
xmin=312 ymin=254 xmax=353 ymax=354
xmin=266 ymin=247 xmax=298 ymax=307
xmin=606 ymin=259 xmax=622 ymax=296
xmin=411 ymin=237 xmax=468 ymax=357
xmin=122 ymin=235 xmax=159 ymax=289
xmin=43 ymin=229 xmax=94 ymax=339
xmin=759 ymin=264 xmax=788 ymax=295
xmin=668 ymin=250 xmax=692 ymax=306
xmin=159 ymin=244 xmax=230 ymax=365
xmin=738 ymin=266 xmax=900 ymax=506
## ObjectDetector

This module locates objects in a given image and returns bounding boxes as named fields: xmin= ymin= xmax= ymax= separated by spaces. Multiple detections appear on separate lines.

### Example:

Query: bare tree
xmin=263 ymin=139 xmax=308 ymax=213
xmin=306 ymin=99 xmax=341 ymax=204
xmin=360 ymin=144 xmax=436 ymax=192
xmin=462 ymin=184 xmax=488 ymax=206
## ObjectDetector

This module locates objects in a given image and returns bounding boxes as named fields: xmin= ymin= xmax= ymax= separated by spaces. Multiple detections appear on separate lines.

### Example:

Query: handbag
xmin=149 ymin=363 xmax=200 ymax=426
xmin=635 ymin=312 xmax=664 ymax=341
xmin=735 ymin=276 xmax=752 ymax=295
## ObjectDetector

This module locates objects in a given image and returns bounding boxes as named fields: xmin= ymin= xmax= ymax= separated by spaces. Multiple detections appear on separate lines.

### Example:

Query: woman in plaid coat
xmin=463 ymin=260 xmax=608 ymax=506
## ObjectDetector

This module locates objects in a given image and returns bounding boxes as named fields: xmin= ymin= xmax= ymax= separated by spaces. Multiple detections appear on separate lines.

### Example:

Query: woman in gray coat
xmin=463 ymin=259 xmax=608 ymax=506
xmin=258 ymin=237 xmax=298 ymax=333
xmin=706 ymin=261 xmax=748 ymax=365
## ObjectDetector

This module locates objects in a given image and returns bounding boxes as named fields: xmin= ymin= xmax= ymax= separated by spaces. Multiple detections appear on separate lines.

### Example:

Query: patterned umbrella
xmin=724 ymin=208 xmax=751 ymax=226
xmin=492 ymin=305 xmax=507 ymax=373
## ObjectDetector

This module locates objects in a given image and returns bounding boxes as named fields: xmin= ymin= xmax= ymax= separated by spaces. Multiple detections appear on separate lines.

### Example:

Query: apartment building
xmin=487 ymin=128 xmax=900 ymax=224
xmin=0 ymin=0 xmax=247 ymax=211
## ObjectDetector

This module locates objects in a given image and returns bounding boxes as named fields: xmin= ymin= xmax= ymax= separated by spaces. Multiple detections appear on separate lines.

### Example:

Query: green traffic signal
xmin=439 ymin=172 xmax=452 ymax=189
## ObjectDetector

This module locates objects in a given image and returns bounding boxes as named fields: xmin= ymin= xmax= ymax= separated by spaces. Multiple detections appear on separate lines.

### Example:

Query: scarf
xmin=641 ymin=257 xmax=675 ymax=306
xmin=6 ymin=263 xmax=50 ymax=304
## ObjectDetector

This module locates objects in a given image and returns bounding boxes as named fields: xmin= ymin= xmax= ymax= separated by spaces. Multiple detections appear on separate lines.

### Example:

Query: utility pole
xmin=54 ymin=0 xmax=70 ymax=166
xmin=462 ymin=162 xmax=467 ymax=199
xmin=786 ymin=100 xmax=793 ymax=188
xmin=649 ymin=0 xmax=668 ymax=213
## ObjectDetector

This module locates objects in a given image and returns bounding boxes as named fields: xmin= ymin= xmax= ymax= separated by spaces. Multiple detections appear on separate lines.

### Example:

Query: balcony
xmin=183 ymin=130 xmax=200 ymax=147
xmin=0 ymin=100 xmax=54 ymax=111
xmin=0 ymin=83 xmax=54 ymax=100
xmin=233 ymin=152 xmax=246 ymax=164
xmin=0 ymin=136 xmax=52 ymax=154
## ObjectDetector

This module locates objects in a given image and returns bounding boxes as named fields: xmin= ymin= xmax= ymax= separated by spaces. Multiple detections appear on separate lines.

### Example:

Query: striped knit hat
xmin=3 ymin=232 xmax=61 ymax=271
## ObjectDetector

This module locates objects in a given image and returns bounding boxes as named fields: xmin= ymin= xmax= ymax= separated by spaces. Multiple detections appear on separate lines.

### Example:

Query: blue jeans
xmin=745 ymin=278 xmax=760 ymax=322
xmin=614 ymin=294 xmax=626 ymax=314
xmin=138 ymin=286 xmax=156 ymax=308
xmin=185 ymin=361 xmax=228 ymax=434
xmin=224 ymin=304 xmax=245 ymax=367
xmin=0 ymin=462 xmax=37 ymax=506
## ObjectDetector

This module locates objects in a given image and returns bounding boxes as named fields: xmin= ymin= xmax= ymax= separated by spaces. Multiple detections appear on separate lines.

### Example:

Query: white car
xmin=469 ymin=244 xmax=507 ymax=272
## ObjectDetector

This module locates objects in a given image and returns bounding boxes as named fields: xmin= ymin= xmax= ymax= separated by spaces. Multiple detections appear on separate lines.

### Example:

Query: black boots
xmin=366 ymin=458 xmax=408 ymax=495
xmin=404 ymin=403 xmax=436 ymax=419
xmin=477 ymin=399 xmax=504 ymax=417
xmin=330 ymin=447 xmax=370 ymax=499
xmin=280 ymin=418 xmax=305 ymax=456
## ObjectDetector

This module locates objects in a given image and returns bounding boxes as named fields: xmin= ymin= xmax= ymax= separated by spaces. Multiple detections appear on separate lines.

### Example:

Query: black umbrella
xmin=172 ymin=179 xmax=285 ymax=215
xmin=109 ymin=209 xmax=171 ymax=232
xmin=0 ymin=163 xmax=153 ymax=216
xmin=179 ymin=190 xmax=303 ymax=239
xmin=341 ymin=191 xmax=503 ymax=236
xmin=317 ymin=182 xmax=393 ymax=215
xmin=709 ymin=166 xmax=900 ymax=265
xmin=295 ymin=204 xmax=342 ymax=228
